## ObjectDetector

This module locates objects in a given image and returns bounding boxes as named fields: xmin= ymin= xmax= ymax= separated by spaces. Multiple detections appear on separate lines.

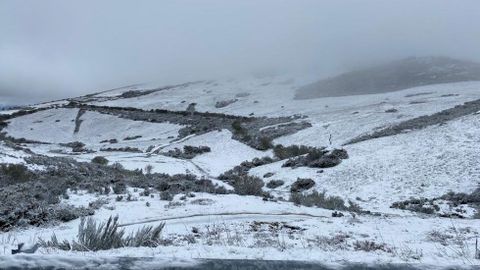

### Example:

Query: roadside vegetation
xmin=39 ymin=216 xmax=165 ymax=251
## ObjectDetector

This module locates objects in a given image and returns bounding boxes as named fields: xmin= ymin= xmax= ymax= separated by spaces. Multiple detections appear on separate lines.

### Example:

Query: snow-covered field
xmin=1 ymin=189 xmax=479 ymax=266
xmin=1 ymin=76 xmax=480 ymax=267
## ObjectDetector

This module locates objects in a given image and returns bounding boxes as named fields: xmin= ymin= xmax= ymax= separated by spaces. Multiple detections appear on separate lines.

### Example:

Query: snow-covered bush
xmin=353 ymin=240 xmax=392 ymax=253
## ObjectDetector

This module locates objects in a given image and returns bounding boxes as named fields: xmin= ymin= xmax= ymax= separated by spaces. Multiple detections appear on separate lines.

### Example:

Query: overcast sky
xmin=1 ymin=0 xmax=480 ymax=105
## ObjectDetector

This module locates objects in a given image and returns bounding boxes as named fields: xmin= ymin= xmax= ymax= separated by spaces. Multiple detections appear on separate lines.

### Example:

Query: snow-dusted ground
xmin=1 ymin=190 xmax=479 ymax=266
xmin=1 ymin=76 xmax=480 ymax=266
xmin=0 ymin=109 xmax=20 ymax=115
xmin=0 ymin=142 xmax=29 ymax=165
xmin=4 ymin=108 xmax=182 ymax=150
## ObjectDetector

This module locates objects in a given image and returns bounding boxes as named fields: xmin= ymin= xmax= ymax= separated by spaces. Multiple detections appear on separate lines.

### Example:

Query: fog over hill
xmin=295 ymin=57 xmax=480 ymax=99
xmin=2 ymin=1 xmax=480 ymax=104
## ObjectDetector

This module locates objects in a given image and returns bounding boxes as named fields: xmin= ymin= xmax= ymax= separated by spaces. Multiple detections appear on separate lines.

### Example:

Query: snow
xmin=1 ymin=190 xmax=479 ymax=266
xmin=0 ymin=141 xmax=35 ymax=168
xmin=0 ymin=109 xmax=19 ymax=115
xmin=160 ymin=130 xmax=271 ymax=177
xmin=251 ymin=113 xmax=480 ymax=213
xmin=2 ymin=77 xmax=480 ymax=266
xmin=4 ymin=108 xmax=183 ymax=151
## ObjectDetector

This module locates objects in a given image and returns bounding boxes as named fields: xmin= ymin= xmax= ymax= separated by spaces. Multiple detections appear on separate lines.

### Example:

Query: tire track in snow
xmin=119 ymin=212 xmax=329 ymax=227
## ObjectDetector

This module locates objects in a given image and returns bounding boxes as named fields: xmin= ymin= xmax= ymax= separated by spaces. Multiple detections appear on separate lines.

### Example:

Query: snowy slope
xmin=1 ymin=74 xmax=480 ymax=266
xmin=4 ymin=108 xmax=183 ymax=150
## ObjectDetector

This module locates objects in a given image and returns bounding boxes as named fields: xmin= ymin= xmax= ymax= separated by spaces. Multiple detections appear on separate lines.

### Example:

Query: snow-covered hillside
xmin=1 ymin=73 xmax=480 ymax=267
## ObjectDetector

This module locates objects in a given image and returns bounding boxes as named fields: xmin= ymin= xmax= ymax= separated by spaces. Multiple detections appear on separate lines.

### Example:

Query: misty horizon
xmin=1 ymin=0 xmax=480 ymax=105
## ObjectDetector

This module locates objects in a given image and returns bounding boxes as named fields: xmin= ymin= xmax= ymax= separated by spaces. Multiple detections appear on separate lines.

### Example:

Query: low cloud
xmin=1 ymin=0 xmax=479 ymax=105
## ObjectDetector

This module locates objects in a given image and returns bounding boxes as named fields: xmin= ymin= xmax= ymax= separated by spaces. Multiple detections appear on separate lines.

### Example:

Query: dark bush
xmin=160 ymin=191 xmax=174 ymax=201
xmin=100 ymin=147 xmax=142 ymax=153
xmin=91 ymin=156 xmax=109 ymax=165
xmin=290 ymin=190 xmax=361 ymax=212
xmin=232 ymin=175 xmax=265 ymax=196
xmin=124 ymin=135 xmax=142 ymax=141
xmin=266 ymin=179 xmax=284 ymax=189
xmin=218 ymin=156 xmax=275 ymax=184
xmin=257 ymin=136 xmax=273 ymax=150
xmin=273 ymin=144 xmax=319 ymax=160
xmin=100 ymin=139 xmax=118 ymax=144
xmin=0 ymin=154 xmax=227 ymax=232
xmin=164 ymin=145 xmax=211 ymax=159
xmin=112 ymin=182 xmax=126 ymax=194
xmin=0 ymin=163 xmax=31 ymax=183
xmin=290 ymin=178 xmax=315 ymax=192
xmin=391 ymin=198 xmax=439 ymax=214
xmin=263 ymin=172 xmax=274 ymax=178
xmin=60 ymin=141 xmax=86 ymax=152
xmin=282 ymin=148 xmax=346 ymax=169
xmin=231 ymin=120 xmax=246 ymax=135
xmin=54 ymin=205 xmax=94 ymax=222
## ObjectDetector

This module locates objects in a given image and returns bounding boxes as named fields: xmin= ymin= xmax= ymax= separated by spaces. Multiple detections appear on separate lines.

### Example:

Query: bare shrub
xmin=427 ymin=230 xmax=454 ymax=246
xmin=39 ymin=216 xmax=165 ymax=251
xmin=88 ymin=198 xmax=109 ymax=210
xmin=354 ymin=240 xmax=392 ymax=253
xmin=395 ymin=246 xmax=423 ymax=261
xmin=307 ymin=233 xmax=349 ymax=251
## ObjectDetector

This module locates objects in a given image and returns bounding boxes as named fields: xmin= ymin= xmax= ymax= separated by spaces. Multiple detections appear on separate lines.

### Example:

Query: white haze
xmin=1 ymin=0 xmax=480 ymax=105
